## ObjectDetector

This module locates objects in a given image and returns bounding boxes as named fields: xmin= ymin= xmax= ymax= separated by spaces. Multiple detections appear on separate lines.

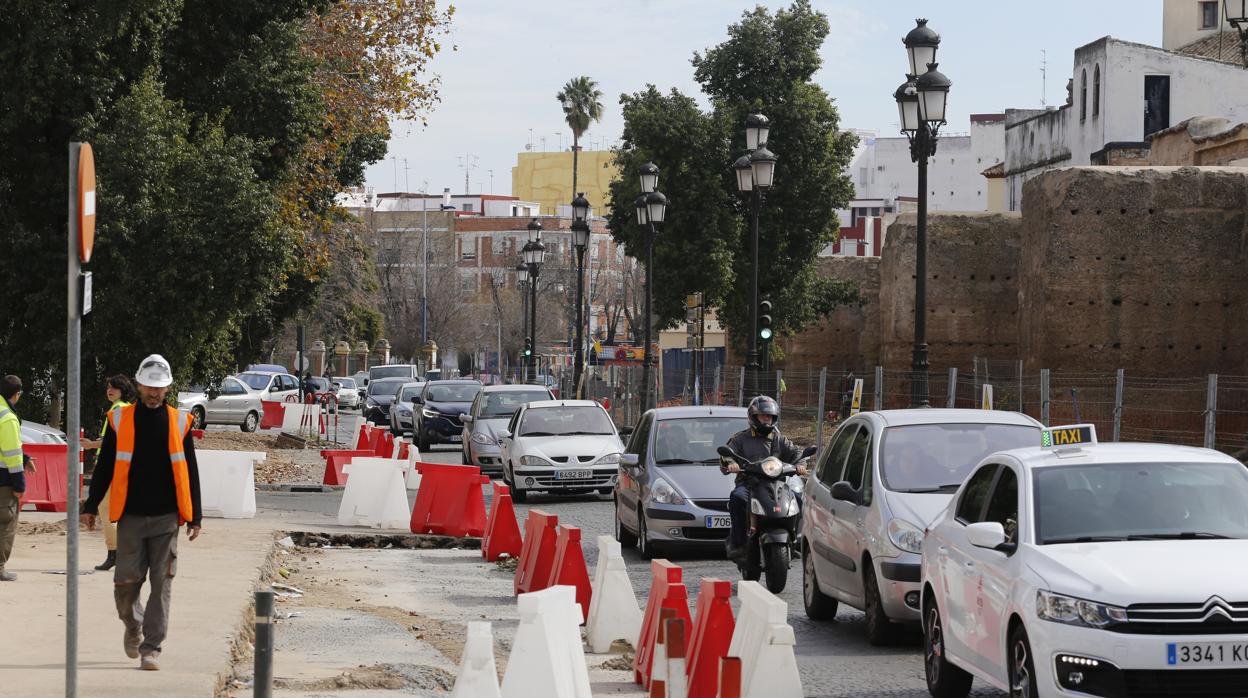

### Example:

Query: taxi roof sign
xmin=1041 ymin=424 xmax=1097 ymax=450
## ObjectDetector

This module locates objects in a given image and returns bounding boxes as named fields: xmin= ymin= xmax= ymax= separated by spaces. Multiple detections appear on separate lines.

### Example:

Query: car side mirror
xmin=269 ymin=385 xmax=281 ymax=392
xmin=618 ymin=425 xmax=634 ymax=436
xmin=206 ymin=389 xmax=220 ymax=401
xmin=620 ymin=453 xmax=639 ymax=469
xmin=412 ymin=396 xmax=424 ymax=404
xmin=967 ymin=521 xmax=1013 ymax=552
xmin=499 ymin=430 xmax=511 ymax=440
xmin=461 ymin=415 xmax=473 ymax=424
xmin=830 ymin=481 xmax=861 ymax=505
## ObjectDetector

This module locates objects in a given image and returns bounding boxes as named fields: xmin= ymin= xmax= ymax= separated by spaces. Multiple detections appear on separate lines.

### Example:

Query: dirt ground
xmin=197 ymin=432 xmax=326 ymax=484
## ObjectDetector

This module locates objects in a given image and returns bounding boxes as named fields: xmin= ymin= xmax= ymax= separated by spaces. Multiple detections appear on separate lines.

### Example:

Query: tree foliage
xmin=0 ymin=0 xmax=452 ymax=421
xmin=557 ymin=76 xmax=604 ymax=143
xmin=606 ymin=1 xmax=860 ymax=345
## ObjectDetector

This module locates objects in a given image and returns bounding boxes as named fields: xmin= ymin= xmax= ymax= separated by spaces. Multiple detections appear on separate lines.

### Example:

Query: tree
xmin=606 ymin=1 xmax=861 ymax=351
xmin=557 ymin=76 xmax=604 ymax=196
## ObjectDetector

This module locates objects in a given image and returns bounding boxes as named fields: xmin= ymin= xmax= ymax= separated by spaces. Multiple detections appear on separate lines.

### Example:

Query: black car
xmin=362 ymin=377 xmax=408 ymax=426
xmin=413 ymin=379 xmax=482 ymax=451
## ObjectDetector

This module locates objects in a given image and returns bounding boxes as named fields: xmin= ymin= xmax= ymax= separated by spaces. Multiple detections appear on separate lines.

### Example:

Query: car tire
xmin=417 ymin=428 xmax=431 ymax=453
xmin=763 ymin=542 xmax=789 ymax=594
xmin=190 ymin=406 xmax=206 ymax=430
xmin=241 ymin=410 xmax=259 ymax=433
xmin=924 ymin=596 xmax=973 ymax=698
xmin=803 ymin=544 xmax=839 ymax=620
xmin=614 ymin=496 xmax=637 ymax=548
xmin=637 ymin=508 xmax=659 ymax=560
xmin=864 ymin=562 xmax=900 ymax=646
xmin=505 ymin=466 xmax=527 ymax=503
xmin=1008 ymin=624 xmax=1039 ymax=698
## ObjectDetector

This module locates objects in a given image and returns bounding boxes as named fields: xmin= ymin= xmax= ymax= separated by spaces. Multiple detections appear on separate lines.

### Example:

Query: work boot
xmin=0 ymin=569 xmax=16 ymax=582
xmin=140 ymin=652 xmax=160 ymax=671
xmin=123 ymin=627 xmax=141 ymax=659
xmin=724 ymin=540 xmax=748 ymax=563
xmin=95 ymin=550 xmax=116 ymax=571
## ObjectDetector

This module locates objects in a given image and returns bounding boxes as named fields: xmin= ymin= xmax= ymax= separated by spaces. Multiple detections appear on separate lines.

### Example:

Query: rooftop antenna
xmin=488 ymin=169 xmax=494 ymax=194
xmin=402 ymin=158 xmax=411 ymax=195
xmin=457 ymin=153 xmax=479 ymax=195
xmin=391 ymin=156 xmax=398 ymax=192
xmin=1040 ymin=49 xmax=1047 ymax=107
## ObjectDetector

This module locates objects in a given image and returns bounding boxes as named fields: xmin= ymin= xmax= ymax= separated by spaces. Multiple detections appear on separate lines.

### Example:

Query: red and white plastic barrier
xmin=482 ymin=481 xmax=523 ymax=562
xmin=634 ymin=560 xmax=693 ymax=690
xmin=408 ymin=462 xmax=489 ymax=537
xmin=514 ymin=509 xmax=560 ymax=595
xmin=726 ymin=581 xmax=802 ymax=698
xmin=686 ymin=579 xmax=735 ymax=698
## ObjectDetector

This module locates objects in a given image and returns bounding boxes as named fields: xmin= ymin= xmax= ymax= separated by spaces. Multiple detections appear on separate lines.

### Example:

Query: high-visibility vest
xmin=99 ymin=399 xmax=131 ymax=441
xmin=108 ymin=404 xmax=194 ymax=524
xmin=0 ymin=398 xmax=22 ymax=475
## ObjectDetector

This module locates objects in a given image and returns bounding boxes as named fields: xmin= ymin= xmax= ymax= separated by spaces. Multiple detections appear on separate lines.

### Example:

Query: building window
xmin=1200 ymin=1 xmax=1219 ymax=29
xmin=460 ymin=274 xmax=476 ymax=293
xmin=460 ymin=239 xmax=476 ymax=260
xmin=461 ymin=203 xmax=474 ymax=213
xmin=491 ymin=236 xmax=506 ymax=255
xmin=1093 ymin=64 xmax=1100 ymax=117
xmin=1079 ymin=69 xmax=1087 ymax=122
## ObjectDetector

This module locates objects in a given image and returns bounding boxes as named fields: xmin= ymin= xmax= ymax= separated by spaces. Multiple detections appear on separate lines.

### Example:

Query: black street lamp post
xmin=635 ymin=164 xmax=666 ymax=413
xmin=1224 ymin=1 xmax=1248 ymax=66
xmin=733 ymin=113 xmax=777 ymax=401
xmin=571 ymin=193 xmax=591 ymax=398
xmin=896 ymin=18 xmax=951 ymax=408
xmin=524 ymin=219 xmax=545 ymax=381
xmin=516 ymin=262 xmax=529 ymax=381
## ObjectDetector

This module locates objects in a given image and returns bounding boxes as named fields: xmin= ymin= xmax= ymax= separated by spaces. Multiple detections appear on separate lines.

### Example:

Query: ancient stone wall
xmin=878 ymin=212 xmax=1024 ymax=370
xmin=1019 ymin=166 xmax=1248 ymax=376
xmin=777 ymin=256 xmax=880 ymax=370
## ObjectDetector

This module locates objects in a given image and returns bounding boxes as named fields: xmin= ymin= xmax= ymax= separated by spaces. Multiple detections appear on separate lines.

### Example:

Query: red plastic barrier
xmin=259 ymin=401 xmax=285 ymax=430
xmin=408 ymin=462 xmax=488 ymax=538
xmin=482 ymin=482 xmax=523 ymax=562
xmin=548 ymin=525 xmax=593 ymax=625
xmin=717 ymin=657 xmax=742 ymax=698
xmin=19 ymin=444 xmax=75 ymax=512
xmin=397 ymin=441 xmax=409 ymax=460
xmin=368 ymin=428 xmax=390 ymax=457
xmin=514 ymin=509 xmax=559 ymax=595
xmin=686 ymin=579 xmax=736 ymax=698
xmin=319 ymin=450 xmax=374 ymax=486
xmin=354 ymin=422 xmax=372 ymax=450
xmin=650 ymin=608 xmax=677 ymax=698
xmin=191 ymin=429 xmax=204 ymax=440
xmin=635 ymin=559 xmax=693 ymax=689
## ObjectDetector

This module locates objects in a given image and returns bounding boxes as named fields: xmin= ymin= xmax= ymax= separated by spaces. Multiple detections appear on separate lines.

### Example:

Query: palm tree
xmin=556 ymin=76 xmax=604 ymax=198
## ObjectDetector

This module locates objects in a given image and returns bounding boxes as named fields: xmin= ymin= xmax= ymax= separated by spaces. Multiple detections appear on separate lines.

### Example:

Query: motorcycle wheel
xmin=763 ymin=542 xmax=790 ymax=594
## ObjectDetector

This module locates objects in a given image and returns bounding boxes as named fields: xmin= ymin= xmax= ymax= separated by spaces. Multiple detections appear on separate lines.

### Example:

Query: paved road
xmin=257 ymin=444 xmax=1007 ymax=698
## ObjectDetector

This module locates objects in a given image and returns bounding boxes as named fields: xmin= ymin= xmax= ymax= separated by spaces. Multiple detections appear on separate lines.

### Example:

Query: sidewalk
xmin=0 ymin=512 xmax=279 ymax=698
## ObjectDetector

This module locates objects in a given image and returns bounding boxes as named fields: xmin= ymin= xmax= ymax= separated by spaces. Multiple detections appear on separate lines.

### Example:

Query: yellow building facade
xmin=511 ymin=150 xmax=616 ymax=216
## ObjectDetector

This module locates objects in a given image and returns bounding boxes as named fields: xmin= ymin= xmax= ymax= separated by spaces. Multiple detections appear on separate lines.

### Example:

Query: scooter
xmin=718 ymin=444 xmax=816 ymax=594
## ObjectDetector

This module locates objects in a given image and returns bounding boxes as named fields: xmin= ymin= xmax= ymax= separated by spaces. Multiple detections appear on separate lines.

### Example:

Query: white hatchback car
xmin=921 ymin=425 xmax=1248 ymax=698
xmin=498 ymin=399 xmax=626 ymax=502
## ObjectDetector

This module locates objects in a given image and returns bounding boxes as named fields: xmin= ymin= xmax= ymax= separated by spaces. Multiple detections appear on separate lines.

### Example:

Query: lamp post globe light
xmin=515 ymin=262 xmax=529 ymax=381
xmin=897 ymin=18 xmax=951 ymax=407
xmin=1223 ymin=1 xmax=1248 ymax=66
xmin=734 ymin=113 xmax=777 ymax=400
xmin=523 ymin=219 xmax=545 ymax=381
xmin=636 ymin=162 xmax=666 ymax=412
xmin=570 ymin=194 xmax=591 ymax=397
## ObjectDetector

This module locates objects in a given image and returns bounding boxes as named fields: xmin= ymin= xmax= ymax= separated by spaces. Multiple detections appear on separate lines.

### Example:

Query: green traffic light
xmin=759 ymin=327 xmax=773 ymax=340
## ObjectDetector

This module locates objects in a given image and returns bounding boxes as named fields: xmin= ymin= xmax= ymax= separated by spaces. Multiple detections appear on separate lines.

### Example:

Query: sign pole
xmin=65 ymin=143 xmax=84 ymax=697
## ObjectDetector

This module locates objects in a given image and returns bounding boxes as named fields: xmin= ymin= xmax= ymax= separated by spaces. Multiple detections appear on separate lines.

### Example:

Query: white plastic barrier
xmin=585 ymin=535 xmax=643 ymax=653
xmin=405 ymin=440 xmax=423 ymax=490
xmin=280 ymin=402 xmax=321 ymax=436
xmin=451 ymin=621 xmax=501 ymax=698
xmin=726 ymin=581 xmax=802 ymax=698
xmin=500 ymin=585 xmax=591 ymax=698
xmin=196 ymin=450 xmax=261 ymax=519
xmin=336 ymin=461 xmax=410 ymax=528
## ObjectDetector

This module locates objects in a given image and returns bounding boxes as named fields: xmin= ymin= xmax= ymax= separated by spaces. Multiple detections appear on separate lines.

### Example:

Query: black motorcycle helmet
xmin=747 ymin=395 xmax=780 ymax=435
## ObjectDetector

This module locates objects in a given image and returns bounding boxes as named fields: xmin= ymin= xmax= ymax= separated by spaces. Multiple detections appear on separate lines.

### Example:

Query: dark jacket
xmin=84 ymin=403 xmax=202 ymax=526
xmin=723 ymin=427 xmax=803 ymax=485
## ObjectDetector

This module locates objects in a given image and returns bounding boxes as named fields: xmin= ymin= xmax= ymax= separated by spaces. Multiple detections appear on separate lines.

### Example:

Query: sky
xmin=364 ymin=0 xmax=1161 ymax=197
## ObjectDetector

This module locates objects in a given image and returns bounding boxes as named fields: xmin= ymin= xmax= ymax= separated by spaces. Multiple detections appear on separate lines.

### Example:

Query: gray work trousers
xmin=0 ymin=486 xmax=18 ymax=571
xmin=114 ymin=513 xmax=179 ymax=654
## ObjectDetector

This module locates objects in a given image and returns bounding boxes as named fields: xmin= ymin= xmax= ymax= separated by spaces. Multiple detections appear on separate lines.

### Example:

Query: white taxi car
xmin=921 ymin=425 xmax=1248 ymax=698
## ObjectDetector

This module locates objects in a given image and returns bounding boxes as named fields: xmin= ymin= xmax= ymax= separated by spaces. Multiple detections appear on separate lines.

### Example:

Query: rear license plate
xmin=556 ymin=469 xmax=591 ymax=480
xmin=1167 ymin=642 xmax=1248 ymax=667
xmin=448 ymin=435 xmax=462 ymax=442
xmin=705 ymin=515 xmax=732 ymax=528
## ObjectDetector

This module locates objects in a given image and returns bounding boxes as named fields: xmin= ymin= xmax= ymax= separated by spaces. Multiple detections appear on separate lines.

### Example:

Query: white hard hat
xmin=135 ymin=354 xmax=174 ymax=388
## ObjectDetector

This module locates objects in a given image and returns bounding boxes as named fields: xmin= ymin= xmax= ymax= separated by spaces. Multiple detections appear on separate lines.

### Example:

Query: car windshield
xmin=370 ymin=366 xmax=412 ymax=380
xmin=235 ymin=373 xmax=272 ymax=390
xmin=334 ymin=378 xmax=355 ymax=389
xmin=519 ymin=406 xmax=614 ymax=437
xmin=880 ymin=423 xmax=1039 ymax=492
xmin=399 ymin=385 xmax=424 ymax=401
xmin=424 ymin=384 xmax=480 ymax=403
xmin=307 ymin=377 xmax=330 ymax=391
xmin=654 ymin=417 xmax=745 ymax=464
xmin=1035 ymin=462 xmax=1248 ymax=544
xmin=368 ymin=380 xmax=403 ymax=396
xmin=480 ymin=390 xmax=550 ymax=418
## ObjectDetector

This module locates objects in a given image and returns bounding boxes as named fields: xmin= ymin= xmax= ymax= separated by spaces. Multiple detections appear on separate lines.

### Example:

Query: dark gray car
xmin=461 ymin=384 xmax=554 ymax=472
xmin=613 ymin=406 xmax=747 ymax=560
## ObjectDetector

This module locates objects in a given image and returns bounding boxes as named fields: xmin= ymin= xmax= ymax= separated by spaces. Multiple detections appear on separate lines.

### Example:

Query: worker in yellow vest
xmin=81 ymin=355 xmax=202 ymax=671
xmin=79 ymin=375 xmax=137 ymax=572
xmin=1 ymin=374 xmax=38 ymax=582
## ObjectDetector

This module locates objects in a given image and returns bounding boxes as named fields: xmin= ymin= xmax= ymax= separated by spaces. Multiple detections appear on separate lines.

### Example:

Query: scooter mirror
xmin=716 ymin=445 xmax=736 ymax=460
xmin=800 ymin=445 xmax=818 ymax=460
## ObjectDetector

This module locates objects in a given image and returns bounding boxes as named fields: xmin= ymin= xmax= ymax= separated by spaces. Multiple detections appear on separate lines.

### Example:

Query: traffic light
xmin=523 ymin=337 xmax=532 ymax=357
xmin=758 ymin=300 xmax=773 ymax=341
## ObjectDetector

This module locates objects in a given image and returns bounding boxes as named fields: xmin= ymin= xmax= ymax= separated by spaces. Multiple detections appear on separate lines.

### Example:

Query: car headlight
xmin=1036 ymin=590 xmax=1128 ymax=628
xmin=595 ymin=453 xmax=620 ymax=465
xmin=649 ymin=477 xmax=685 ymax=505
xmin=396 ymin=406 xmax=412 ymax=416
xmin=421 ymin=408 xmax=439 ymax=418
xmin=520 ymin=455 xmax=552 ymax=466
xmin=471 ymin=433 xmax=493 ymax=445
xmin=761 ymin=457 xmax=783 ymax=477
xmin=886 ymin=519 xmax=924 ymax=554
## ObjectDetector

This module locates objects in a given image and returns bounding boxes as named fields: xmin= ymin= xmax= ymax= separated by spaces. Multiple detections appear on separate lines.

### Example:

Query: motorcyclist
xmin=721 ymin=395 xmax=807 ymax=562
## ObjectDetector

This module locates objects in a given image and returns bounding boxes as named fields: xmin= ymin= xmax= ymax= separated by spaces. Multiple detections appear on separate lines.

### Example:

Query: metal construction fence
xmin=545 ymin=363 xmax=1248 ymax=460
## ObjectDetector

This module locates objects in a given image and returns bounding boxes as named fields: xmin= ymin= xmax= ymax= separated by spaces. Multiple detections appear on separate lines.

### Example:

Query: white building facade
xmin=1004 ymin=37 xmax=1248 ymax=210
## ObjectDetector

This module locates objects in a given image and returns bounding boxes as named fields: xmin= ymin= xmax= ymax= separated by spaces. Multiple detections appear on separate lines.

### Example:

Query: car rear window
xmin=370 ymin=366 xmax=413 ymax=380
xmin=880 ymin=423 xmax=1038 ymax=492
